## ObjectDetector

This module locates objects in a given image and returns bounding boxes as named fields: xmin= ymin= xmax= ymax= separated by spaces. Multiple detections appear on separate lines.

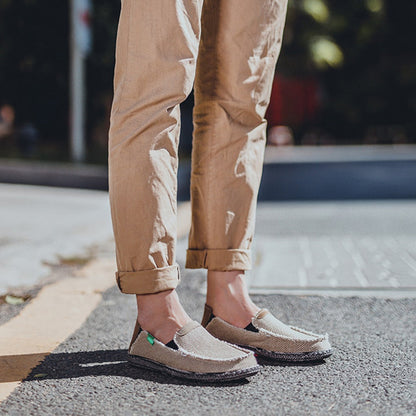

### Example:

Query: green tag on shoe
xmin=147 ymin=333 xmax=155 ymax=345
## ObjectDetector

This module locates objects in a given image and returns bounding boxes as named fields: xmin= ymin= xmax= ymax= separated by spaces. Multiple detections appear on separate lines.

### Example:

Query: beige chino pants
xmin=108 ymin=0 xmax=288 ymax=295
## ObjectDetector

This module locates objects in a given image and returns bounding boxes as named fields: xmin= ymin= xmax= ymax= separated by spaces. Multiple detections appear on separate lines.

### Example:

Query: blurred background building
xmin=0 ymin=0 xmax=415 ymax=192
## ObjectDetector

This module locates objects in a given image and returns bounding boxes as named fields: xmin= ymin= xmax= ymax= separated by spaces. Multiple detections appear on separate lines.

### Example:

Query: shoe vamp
xmin=254 ymin=313 xmax=319 ymax=341
xmin=175 ymin=325 xmax=247 ymax=360
xmin=130 ymin=333 xmax=255 ymax=373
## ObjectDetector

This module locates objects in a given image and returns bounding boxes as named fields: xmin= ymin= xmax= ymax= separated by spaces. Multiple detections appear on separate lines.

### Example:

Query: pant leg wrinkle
xmin=109 ymin=0 xmax=204 ymax=295
xmin=187 ymin=0 xmax=288 ymax=265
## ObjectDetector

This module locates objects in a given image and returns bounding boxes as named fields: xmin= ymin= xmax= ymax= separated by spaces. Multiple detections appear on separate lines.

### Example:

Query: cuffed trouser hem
xmin=185 ymin=249 xmax=251 ymax=271
xmin=115 ymin=263 xmax=180 ymax=295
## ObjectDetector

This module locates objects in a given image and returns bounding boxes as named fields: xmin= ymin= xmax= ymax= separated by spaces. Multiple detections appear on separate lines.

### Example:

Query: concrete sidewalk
xmin=0 ymin=185 xmax=415 ymax=415
xmin=248 ymin=201 xmax=416 ymax=298
xmin=0 ymin=183 xmax=113 ymax=295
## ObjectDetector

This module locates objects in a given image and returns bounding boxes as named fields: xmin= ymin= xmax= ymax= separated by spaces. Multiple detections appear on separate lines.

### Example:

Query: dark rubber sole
xmin=243 ymin=346 xmax=333 ymax=362
xmin=127 ymin=353 xmax=261 ymax=382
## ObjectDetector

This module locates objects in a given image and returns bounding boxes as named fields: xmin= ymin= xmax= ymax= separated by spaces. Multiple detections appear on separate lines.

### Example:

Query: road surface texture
xmin=0 ymin=186 xmax=415 ymax=415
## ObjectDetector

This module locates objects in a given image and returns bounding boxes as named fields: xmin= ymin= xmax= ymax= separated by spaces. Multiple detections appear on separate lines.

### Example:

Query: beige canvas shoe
xmin=202 ymin=304 xmax=332 ymax=362
xmin=127 ymin=319 xmax=261 ymax=382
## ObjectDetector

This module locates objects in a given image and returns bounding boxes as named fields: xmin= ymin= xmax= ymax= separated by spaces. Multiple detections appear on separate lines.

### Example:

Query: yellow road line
xmin=0 ymin=258 xmax=115 ymax=401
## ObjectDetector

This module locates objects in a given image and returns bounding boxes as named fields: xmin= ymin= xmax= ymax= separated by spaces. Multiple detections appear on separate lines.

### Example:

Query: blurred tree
xmin=279 ymin=0 xmax=416 ymax=142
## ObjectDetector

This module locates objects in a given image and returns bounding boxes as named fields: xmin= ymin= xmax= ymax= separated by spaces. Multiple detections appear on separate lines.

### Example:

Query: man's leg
xmin=186 ymin=0 xmax=288 ymax=326
xmin=109 ymin=0 xmax=203 ymax=343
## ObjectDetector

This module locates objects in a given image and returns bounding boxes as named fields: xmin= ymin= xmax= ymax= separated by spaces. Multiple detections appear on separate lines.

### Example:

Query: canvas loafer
xmin=202 ymin=304 xmax=332 ymax=362
xmin=127 ymin=319 xmax=261 ymax=381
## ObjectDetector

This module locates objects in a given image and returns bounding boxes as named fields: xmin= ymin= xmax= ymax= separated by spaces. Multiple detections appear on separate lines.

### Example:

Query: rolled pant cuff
xmin=185 ymin=249 xmax=251 ymax=270
xmin=115 ymin=263 xmax=180 ymax=295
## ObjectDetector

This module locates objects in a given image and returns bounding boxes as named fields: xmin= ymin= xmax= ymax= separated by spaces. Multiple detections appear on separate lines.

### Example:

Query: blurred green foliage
xmin=282 ymin=0 xmax=416 ymax=142
xmin=0 ymin=0 xmax=415 ymax=160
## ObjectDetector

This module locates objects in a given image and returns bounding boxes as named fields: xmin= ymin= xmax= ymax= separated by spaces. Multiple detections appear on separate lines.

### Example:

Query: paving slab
xmin=247 ymin=201 xmax=416 ymax=297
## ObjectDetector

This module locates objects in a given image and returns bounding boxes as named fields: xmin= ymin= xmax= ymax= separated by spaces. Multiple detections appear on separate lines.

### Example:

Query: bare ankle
xmin=136 ymin=289 xmax=191 ymax=343
xmin=206 ymin=270 xmax=259 ymax=328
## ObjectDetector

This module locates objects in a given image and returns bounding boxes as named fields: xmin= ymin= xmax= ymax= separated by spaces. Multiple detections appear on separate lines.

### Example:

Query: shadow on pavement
xmin=16 ymin=349 xmax=329 ymax=388
xmin=22 ymin=349 xmax=253 ymax=387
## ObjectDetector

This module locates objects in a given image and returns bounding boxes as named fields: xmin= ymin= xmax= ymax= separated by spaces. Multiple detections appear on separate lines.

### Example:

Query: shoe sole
xmin=243 ymin=346 xmax=333 ymax=362
xmin=127 ymin=353 xmax=261 ymax=382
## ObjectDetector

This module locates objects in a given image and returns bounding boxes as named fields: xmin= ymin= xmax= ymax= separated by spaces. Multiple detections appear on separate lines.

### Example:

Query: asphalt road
xmin=1 ymin=252 xmax=415 ymax=416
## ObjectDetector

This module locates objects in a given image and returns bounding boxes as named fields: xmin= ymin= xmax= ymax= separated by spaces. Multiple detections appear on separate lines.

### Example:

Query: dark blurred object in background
xmin=267 ymin=126 xmax=295 ymax=147
xmin=0 ymin=104 xmax=15 ymax=140
xmin=266 ymin=76 xmax=321 ymax=127
xmin=0 ymin=102 xmax=39 ymax=158
xmin=17 ymin=123 xmax=39 ymax=157
xmin=0 ymin=103 xmax=16 ymax=158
